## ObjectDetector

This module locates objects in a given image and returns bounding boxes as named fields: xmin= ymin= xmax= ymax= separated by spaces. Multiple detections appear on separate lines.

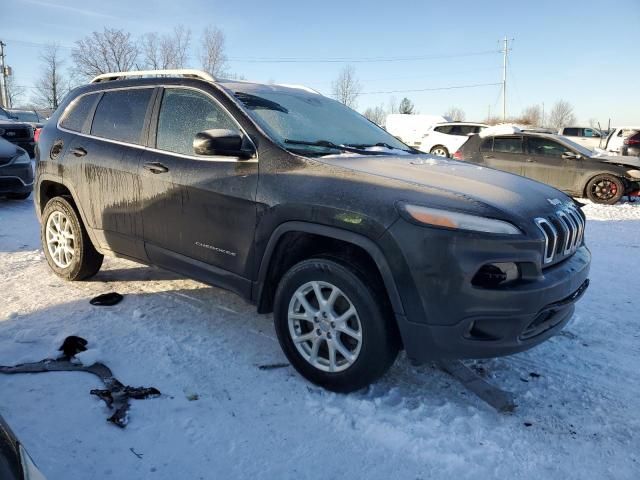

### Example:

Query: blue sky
xmin=4 ymin=0 xmax=640 ymax=124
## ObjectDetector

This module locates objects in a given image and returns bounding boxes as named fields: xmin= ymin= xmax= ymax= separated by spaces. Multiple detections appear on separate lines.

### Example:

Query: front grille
xmin=1 ymin=127 xmax=32 ymax=141
xmin=535 ymin=204 xmax=585 ymax=265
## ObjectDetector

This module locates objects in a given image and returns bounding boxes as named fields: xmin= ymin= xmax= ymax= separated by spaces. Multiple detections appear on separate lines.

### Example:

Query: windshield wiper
xmin=346 ymin=142 xmax=415 ymax=153
xmin=283 ymin=139 xmax=391 ymax=155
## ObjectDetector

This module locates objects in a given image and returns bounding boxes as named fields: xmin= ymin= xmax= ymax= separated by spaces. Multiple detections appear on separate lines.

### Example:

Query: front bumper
xmin=0 ymin=163 xmax=34 ymax=194
xmin=384 ymin=218 xmax=591 ymax=362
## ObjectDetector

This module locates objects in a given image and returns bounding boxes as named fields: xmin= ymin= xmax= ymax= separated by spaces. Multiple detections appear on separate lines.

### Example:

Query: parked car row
xmin=0 ymin=107 xmax=36 ymax=158
xmin=454 ymin=126 xmax=640 ymax=204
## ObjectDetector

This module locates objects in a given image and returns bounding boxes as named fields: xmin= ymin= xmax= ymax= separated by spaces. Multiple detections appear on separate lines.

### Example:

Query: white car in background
xmin=557 ymin=126 xmax=604 ymax=150
xmin=602 ymin=126 xmax=640 ymax=154
xmin=419 ymin=122 xmax=488 ymax=157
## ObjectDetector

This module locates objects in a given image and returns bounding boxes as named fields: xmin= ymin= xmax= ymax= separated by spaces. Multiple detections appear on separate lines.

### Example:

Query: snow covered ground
xmin=0 ymin=197 xmax=639 ymax=480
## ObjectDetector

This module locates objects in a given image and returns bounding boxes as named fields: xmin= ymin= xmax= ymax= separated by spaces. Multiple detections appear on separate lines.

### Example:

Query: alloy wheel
xmin=287 ymin=281 xmax=362 ymax=373
xmin=46 ymin=211 xmax=76 ymax=268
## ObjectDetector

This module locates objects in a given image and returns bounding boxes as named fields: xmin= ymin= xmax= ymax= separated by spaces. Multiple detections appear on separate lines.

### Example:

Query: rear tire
xmin=585 ymin=174 xmax=624 ymax=205
xmin=6 ymin=192 xmax=31 ymax=200
xmin=41 ymin=196 xmax=103 ymax=280
xmin=430 ymin=145 xmax=449 ymax=157
xmin=274 ymin=258 xmax=399 ymax=393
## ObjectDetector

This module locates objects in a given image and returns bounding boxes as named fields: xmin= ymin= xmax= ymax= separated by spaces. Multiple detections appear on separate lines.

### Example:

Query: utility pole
xmin=0 ymin=41 xmax=8 ymax=108
xmin=501 ymin=36 xmax=510 ymax=122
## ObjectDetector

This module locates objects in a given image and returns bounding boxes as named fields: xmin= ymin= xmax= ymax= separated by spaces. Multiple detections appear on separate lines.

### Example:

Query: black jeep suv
xmin=35 ymin=70 xmax=590 ymax=392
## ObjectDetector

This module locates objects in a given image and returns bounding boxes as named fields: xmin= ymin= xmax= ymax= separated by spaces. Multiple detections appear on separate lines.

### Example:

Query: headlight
xmin=13 ymin=152 xmax=31 ymax=165
xmin=626 ymin=169 xmax=640 ymax=179
xmin=401 ymin=204 xmax=522 ymax=235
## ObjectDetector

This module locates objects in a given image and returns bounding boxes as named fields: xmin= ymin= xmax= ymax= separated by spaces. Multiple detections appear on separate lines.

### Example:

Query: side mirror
xmin=562 ymin=151 xmax=580 ymax=160
xmin=193 ymin=129 xmax=255 ymax=159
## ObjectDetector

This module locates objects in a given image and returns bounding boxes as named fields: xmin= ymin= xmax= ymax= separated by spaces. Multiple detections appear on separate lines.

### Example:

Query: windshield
xmin=559 ymin=136 xmax=596 ymax=157
xmin=0 ymin=107 xmax=10 ymax=120
xmin=11 ymin=111 xmax=39 ymax=122
xmin=231 ymin=86 xmax=412 ymax=156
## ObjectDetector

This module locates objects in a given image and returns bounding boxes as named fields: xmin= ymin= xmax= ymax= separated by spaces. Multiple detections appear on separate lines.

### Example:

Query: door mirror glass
xmin=193 ymin=129 xmax=254 ymax=159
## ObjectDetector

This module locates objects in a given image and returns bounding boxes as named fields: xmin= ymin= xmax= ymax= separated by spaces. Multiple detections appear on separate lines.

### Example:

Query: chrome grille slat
xmin=535 ymin=204 xmax=585 ymax=265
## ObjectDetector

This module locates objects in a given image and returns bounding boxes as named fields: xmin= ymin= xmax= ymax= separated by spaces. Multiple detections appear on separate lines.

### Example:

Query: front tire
xmin=585 ymin=174 xmax=624 ymax=204
xmin=274 ymin=258 xmax=398 ymax=393
xmin=41 ymin=196 xmax=103 ymax=280
xmin=430 ymin=145 xmax=449 ymax=157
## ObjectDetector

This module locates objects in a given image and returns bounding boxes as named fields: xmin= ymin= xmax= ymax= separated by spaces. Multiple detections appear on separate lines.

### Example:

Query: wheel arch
xmin=37 ymin=176 xmax=103 ymax=254
xmin=253 ymin=222 xmax=404 ymax=318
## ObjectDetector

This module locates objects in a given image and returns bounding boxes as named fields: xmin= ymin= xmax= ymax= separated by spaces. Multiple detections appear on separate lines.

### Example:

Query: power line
xmin=228 ymin=50 xmax=500 ymax=64
xmin=360 ymin=82 xmax=502 ymax=95
xmin=3 ymin=38 xmax=74 ymax=50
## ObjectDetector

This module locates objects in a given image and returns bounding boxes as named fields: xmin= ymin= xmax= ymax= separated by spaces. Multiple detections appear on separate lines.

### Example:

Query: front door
xmin=140 ymin=87 xmax=258 ymax=286
xmin=523 ymin=136 xmax=580 ymax=192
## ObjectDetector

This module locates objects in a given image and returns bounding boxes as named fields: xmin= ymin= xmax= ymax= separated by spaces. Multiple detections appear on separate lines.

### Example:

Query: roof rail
xmin=90 ymin=69 xmax=216 ymax=84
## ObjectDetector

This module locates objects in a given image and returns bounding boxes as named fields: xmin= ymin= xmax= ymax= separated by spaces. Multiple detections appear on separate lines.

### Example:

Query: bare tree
xmin=72 ymin=28 xmax=139 ymax=78
xmin=332 ymin=65 xmax=362 ymax=109
xmin=520 ymin=105 xmax=542 ymax=126
xmin=141 ymin=26 xmax=191 ymax=70
xmin=200 ymin=26 xmax=228 ymax=77
xmin=548 ymin=100 xmax=576 ymax=129
xmin=363 ymin=104 xmax=386 ymax=126
xmin=6 ymin=77 xmax=26 ymax=108
xmin=33 ymin=44 xmax=68 ymax=109
xmin=398 ymin=97 xmax=415 ymax=114
xmin=444 ymin=106 xmax=466 ymax=121
xmin=387 ymin=96 xmax=399 ymax=114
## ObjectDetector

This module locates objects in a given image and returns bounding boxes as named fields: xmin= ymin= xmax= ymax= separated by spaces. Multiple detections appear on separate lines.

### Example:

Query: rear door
xmin=523 ymin=136 xmax=580 ymax=191
xmin=139 ymin=86 xmax=258 ymax=286
xmin=63 ymin=87 xmax=155 ymax=259
xmin=480 ymin=136 xmax=526 ymax=176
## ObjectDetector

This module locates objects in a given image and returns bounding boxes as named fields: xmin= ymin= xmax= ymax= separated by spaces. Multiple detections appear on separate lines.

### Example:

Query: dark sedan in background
xmin=0 ymin=138 xmax=33 ymax=200
xmin=456 ymin=131 xmax=640 ymax=204
xmin=0 ymin=107 xmax=36 ymax=158
xmin=620 ymin=130 xmax=640 ymax=157
xmin=1 ymin=414 xmax=46 ymax=480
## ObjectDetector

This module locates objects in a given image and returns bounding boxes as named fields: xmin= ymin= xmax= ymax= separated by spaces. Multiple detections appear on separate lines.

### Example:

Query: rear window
xmin=90 ymin=89 xmax=153 ymax=144
xmin=60 ymin=94 xmax=99 ymax=132
xmin=493 ymin=137 xmax=523 ymax=153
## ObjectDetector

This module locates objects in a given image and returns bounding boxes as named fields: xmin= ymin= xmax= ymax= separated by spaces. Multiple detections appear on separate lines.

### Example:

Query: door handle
xmin=71 ymin=147 xmax=87 ymax=157
xmin=485 ymin=155 xmax=495 ymax=159
xmin=143 ymin=162 xmax=169 ymax=174
xmin=526 ymin=158 xmax=535 ymax=163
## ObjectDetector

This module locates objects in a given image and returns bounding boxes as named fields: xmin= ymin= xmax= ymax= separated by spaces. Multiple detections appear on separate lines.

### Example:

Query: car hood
xmin=320 ymin=154 xmax=573 ymax=221
xmin=592 ymin=154 xmax=640 ymax=168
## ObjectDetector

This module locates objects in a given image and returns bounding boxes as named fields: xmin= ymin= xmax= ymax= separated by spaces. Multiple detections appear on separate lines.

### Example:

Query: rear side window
xmin=563 ymin=128 xmax=580 ymax=136
xmin=60 ymin=94 xmax=98 ymax=132
xmin=493 ymin=137 xmax=523 ymax=153
xmin=434 ymin=125 xmax=452 ymax=134
xmin=480 ymin=138 xmax=493 ymax=151
xmin=156 ymin=88 xmax=238 ymax=156
xmin=90 ymin=89 xmax=153 ymax=144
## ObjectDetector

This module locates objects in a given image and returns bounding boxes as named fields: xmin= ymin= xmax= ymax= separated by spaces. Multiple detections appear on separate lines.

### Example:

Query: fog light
xmin=472 ymin=262 xmax=520 ymax=288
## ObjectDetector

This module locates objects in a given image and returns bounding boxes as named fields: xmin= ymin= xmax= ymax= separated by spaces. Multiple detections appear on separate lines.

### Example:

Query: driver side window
xmin=156 ymin=88 xmax=239 ymax=156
